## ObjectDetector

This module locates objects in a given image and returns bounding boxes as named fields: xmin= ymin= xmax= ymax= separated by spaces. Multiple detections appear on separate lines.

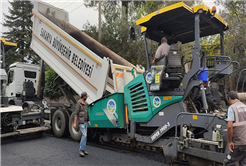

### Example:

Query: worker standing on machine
xmin=152 ymin=37 xmax=170 ymax=65
xmin=224 ymin=91 xmax=246 ymax=166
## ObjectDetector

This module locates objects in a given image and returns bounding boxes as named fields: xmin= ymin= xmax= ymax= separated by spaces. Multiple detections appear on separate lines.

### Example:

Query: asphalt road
xmin=1 ymin=134 xmax=168 ymax=166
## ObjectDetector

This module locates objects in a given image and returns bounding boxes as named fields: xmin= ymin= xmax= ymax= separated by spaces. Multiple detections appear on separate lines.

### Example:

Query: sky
xmin=0 ymin=0 xmax=221 ymax=37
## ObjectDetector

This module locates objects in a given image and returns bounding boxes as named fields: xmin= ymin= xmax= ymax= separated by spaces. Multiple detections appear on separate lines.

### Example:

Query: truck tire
xmin=69 ymin=111 xmax=81 ymax=141
xmin=52 ymin=109 xmax=69 ymax=137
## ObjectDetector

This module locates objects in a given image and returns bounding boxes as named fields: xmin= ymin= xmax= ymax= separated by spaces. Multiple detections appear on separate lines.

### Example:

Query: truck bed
xmin=1 ymin=105 xmax=23 ymax=113
xmin=31 ymin=1 xmax=143 ymax=104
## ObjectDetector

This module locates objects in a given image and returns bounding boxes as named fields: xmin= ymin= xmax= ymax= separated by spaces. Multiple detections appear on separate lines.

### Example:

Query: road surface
xmin=1 ymin=134 xmax=168 ymax=166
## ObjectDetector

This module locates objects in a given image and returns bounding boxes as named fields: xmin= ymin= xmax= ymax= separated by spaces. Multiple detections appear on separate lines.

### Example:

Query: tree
xmin=83 ymin=1 xmax=201 ymax=69
xmin=200 ymin=35 xmax=224 ymax=56
xmin=44 ymin=66 xmax=62 ymax=99
xmin=138 ymin=0 xmax=202 ymax=15
xmin=84 ymin=0 xmax=131 ymax=19
xmin=215 ymin=0 xmax=246 ymax=91
xmin=2 ymin=0 xmax=39 ymax=69
xmin=83 ymin=2 xmax=149 ymax=67
xmin=98 ymin=0 xmax=102 ymax=42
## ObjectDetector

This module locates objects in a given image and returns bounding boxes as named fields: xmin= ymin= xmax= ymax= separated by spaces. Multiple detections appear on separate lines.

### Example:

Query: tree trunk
xmin=121 ymin=1 xmax=129 ymax=20
xmin=98 ymin=0 xmax=102 ymax=42
xmin=230 ymin=75 xmax=236 ymax=91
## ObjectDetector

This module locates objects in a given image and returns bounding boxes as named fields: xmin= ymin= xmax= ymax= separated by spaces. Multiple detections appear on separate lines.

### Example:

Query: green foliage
xmin=2 ymin=0 xmax=40 ymax=70
xmin=200 ymin=35 xmax=223 ymax=56
xmin=179 ymin=42 xmax=194 ymax=64
xmin=44 ymin=66 xmax=62 ymax=99
xmin=82 ymin=1 xmax=201 ymax=69
xmin=83 ymin=1 xmax=148 ymax=68
xmin=170 ymin=0 xmax=203 ymax=6
xmin=84 ymin=0 xmax=132 ymax=15
xmin=179 ymin=35 xmax=222 ymax=68
xmin=216 ymin=0 xmax=246 ymax=59
xmin=138 ymin=0 xmax=202 ymax=16
xmin=215 ymin=0 xmax=246 ymax=90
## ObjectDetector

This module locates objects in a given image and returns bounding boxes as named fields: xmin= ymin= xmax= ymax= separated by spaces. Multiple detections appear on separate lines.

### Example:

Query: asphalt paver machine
xmin=131 ymin=2 xmax=233 ymax=165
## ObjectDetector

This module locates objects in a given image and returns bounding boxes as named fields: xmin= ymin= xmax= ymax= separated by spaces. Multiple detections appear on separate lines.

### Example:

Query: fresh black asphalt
xmin=1 ymin=134 xmax=166 ymax=166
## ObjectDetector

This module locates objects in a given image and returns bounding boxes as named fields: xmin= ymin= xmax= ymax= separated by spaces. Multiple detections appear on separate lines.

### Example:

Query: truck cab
xmin=6 ymin=62 xmax=41 ymax=105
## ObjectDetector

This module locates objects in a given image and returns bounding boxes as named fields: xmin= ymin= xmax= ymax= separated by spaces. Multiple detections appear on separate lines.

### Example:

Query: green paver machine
xmin=88 ymin=2 xmax=234 ymax=165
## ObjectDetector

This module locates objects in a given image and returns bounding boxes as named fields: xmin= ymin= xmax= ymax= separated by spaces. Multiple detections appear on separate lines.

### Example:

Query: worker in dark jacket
xmin=75 ymin=92 xmax=90 ymax=157
xmin=224 ymin=91 xmax=246 ymax=166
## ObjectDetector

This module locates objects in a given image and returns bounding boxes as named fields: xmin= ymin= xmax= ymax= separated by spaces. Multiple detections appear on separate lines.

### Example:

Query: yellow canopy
xmin=136 ymin=2 xmax=229 ymax=44
xmin=0 ymin=38 xmax=17 ymax=54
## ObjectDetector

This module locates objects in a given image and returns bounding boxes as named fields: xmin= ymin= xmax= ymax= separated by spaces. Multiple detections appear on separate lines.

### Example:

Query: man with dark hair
xmin=75 ymin=91 xmax=91 ymax=157
xmin=152 ymin=37 xmax=170 ymax=65
xmin=224 ymin=91 xmax=246 ymax=166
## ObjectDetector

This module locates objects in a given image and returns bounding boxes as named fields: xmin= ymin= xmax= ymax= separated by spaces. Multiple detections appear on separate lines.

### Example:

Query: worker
xmin=224 ymin=91 xmax=246 ymax=166
xmin=152 ymin=37 xmax=170 ymax=65
xmin=75 ymin=92 xmax=91 ymax=157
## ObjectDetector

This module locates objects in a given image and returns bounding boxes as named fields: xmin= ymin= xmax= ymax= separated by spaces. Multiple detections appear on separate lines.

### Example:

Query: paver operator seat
xmin=162 ymin=44 xmax=182 ymax=89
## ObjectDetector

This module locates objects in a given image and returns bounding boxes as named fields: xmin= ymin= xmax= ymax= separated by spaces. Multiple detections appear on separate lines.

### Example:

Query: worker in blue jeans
xmin=75 ymin=92 xmax=91 ymax=157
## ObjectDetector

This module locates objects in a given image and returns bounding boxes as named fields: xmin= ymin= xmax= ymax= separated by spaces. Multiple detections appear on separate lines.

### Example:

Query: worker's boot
xmin=83 ymin=151 xmax=88 ymax=155
xmin=79 ymin=150 xmax=84 ymax=157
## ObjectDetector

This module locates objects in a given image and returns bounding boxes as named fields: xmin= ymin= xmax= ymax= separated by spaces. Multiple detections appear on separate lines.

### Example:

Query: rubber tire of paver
xmin=52 ymin=109 xmax=69 ymax=137
xmin=69 ymin=111 xmax=81 ymax=141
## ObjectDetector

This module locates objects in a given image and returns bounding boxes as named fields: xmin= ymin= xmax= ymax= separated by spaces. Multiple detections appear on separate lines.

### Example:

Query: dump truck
xmin=3 ymin=0 xmax=144 ymax=140
xmin=28 ymin=1 xmax=239 ymax=165
xmin=0 ymin=38 xmax=49 ymax=138
xmin=29 ymin=1 xmax=144 ymax=141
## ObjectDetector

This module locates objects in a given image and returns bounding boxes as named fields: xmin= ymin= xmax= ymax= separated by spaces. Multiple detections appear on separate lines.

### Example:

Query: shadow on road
xmin=1 ymin=132 xmax=47 ymax=145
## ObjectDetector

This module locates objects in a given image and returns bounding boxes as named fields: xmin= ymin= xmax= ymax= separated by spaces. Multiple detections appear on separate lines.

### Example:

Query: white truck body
xmin=30 ymin=1 xmax=144 ymax=104
xmin=31 ymin=2 xmax=109 ymax=104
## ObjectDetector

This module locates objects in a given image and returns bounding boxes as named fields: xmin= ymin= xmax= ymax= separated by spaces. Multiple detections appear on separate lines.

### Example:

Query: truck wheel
xmin=52 ymin=109 xmax=69 ymax=137
xmin=69 ymin=111 xmax=81 ymax=141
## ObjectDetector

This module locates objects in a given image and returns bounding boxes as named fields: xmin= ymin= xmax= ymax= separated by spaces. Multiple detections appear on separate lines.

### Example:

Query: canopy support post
xmin=178 ymin=14 xmax=201 ymax=92
xmin=220 ymin=31 xmax=225 ymax=56
xmin=143 ymin=32 xmax=150 ymax=70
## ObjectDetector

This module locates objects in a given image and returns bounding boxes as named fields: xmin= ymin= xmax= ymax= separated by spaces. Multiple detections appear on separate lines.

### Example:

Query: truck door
xmin=6 ymin=69 xmax=15 ymax=99
xmin=23 ymin=70 xmax=37 ymax=93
